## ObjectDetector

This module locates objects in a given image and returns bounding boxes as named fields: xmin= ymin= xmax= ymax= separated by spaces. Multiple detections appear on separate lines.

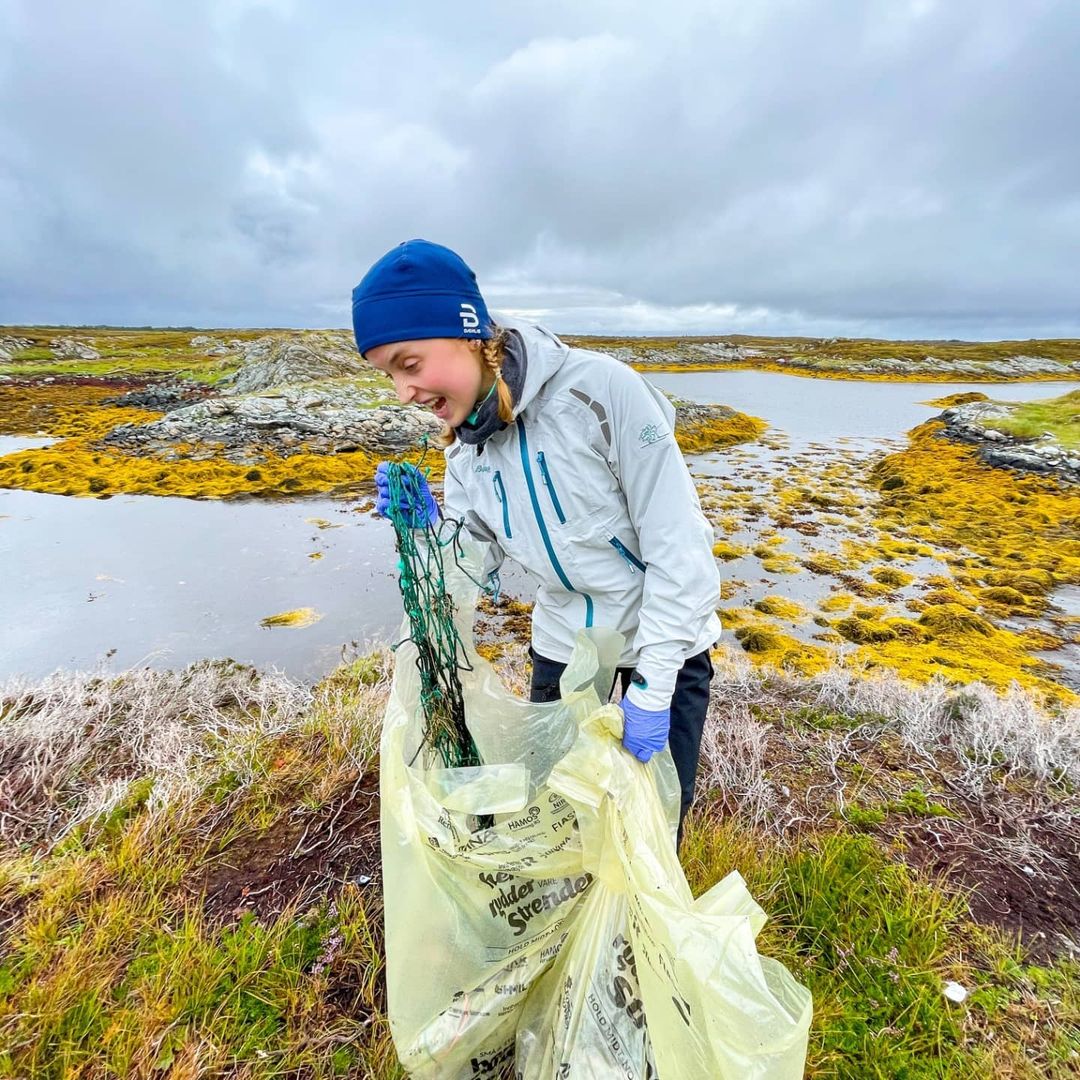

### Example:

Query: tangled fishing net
xmin=383 ymin=460 xmax=482 ymax=770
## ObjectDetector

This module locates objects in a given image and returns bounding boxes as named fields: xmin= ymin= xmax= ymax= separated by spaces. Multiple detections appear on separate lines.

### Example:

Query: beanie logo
xmin=459 ymin=303 xmax=481 ymax=334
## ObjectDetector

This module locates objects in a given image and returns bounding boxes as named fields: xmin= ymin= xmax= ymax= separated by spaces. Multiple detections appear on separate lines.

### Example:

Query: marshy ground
xmin=1 ymin=326 xmax=1078 ymax=1076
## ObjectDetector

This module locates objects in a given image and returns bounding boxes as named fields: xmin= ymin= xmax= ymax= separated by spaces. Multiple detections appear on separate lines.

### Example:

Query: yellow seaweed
xmin=260 ymin=608 xmax=323 ymax=628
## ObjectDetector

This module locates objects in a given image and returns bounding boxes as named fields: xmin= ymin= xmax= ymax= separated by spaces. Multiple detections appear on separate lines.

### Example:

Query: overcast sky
xmin=1 ymin=0 xmax=1078 ymax=339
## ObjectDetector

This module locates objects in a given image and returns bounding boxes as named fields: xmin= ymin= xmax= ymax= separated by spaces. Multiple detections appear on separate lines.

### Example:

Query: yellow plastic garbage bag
xmin=380 ymin=541 xmax=811 ymax=1078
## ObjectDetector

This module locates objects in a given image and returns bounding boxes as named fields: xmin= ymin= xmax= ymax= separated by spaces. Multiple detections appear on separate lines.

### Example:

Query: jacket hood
xmin=493 ymin=315 xmax=570 ymax=418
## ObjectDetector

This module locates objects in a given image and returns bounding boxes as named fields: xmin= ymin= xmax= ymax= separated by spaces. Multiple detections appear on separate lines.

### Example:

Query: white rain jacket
xmin=443 ymin=318 xmax=722 ymax=710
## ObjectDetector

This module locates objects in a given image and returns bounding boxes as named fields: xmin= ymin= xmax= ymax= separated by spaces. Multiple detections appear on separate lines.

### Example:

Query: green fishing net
xmin=383 ymin=460 xmax=483 ymax=771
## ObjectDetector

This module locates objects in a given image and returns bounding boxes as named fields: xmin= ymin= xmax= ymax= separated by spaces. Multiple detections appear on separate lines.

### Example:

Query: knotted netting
xmin=383 ymin=460 xmax=483 ymax=771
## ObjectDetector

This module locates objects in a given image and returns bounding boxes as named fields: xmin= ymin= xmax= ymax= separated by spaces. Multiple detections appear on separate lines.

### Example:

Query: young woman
xmin=353 ymin=239 xmax=721 ymax=837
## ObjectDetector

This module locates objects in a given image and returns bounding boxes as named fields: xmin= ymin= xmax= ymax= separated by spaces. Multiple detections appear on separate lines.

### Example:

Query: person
xmin=352 ymin=239 xmax=721 ymax=839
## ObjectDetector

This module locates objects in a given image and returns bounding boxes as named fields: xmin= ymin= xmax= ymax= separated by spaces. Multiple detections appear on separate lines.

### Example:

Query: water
xmin=2 ymin=372 xmax=1076 ymax=682
xmin=646 ymin=370 xmax=1078 ymax=446
xmin=0 ymin=435 xmax=56 ymax=453
xmin=1 ymin=490 xmax=405 ymax=681
xmin=645 ymin=372 xmax=1077 ymax=674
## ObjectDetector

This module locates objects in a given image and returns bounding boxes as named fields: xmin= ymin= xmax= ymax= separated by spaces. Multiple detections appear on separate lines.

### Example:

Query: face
xmin=366 ymin=338 xmax=487 ymax=426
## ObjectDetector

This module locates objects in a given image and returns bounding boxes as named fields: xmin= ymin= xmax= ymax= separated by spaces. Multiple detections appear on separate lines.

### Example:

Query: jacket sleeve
xmin=442 ymin=450 xmax=506 ymax=584
xmin=604 ymin=364 xmax=721 ymax=710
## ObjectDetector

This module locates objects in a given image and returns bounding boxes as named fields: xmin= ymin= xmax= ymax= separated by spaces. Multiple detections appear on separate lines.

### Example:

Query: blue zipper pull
xmin=609 ymin=536 xmax=647 ymax=574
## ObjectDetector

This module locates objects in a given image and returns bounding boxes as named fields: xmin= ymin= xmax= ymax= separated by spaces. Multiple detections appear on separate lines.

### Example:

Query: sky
xmin=1 ymin=0 xmax=1078 ymax=339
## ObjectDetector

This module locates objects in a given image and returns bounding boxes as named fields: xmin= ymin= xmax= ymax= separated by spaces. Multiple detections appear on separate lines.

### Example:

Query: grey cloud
xmin=1 ymin=0 xmax=1078 ymax=337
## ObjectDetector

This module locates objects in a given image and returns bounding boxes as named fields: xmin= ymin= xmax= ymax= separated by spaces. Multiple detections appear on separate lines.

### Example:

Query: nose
xmin=392 ymin=372 xmax=415 ymax=404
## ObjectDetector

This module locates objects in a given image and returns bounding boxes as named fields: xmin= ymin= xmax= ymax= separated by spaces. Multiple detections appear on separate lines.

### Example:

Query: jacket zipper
xmin=535 ymin=452 xmax=566 ymax=524
xmin=516 ymin=418 xmax=594 ymax=627
xmin=609 ymin=536 xmax=647 ymax=574
xmin=492 ymin=471 xmax=511 ymax=539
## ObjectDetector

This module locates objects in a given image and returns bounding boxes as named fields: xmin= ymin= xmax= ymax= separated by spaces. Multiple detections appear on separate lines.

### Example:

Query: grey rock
xmin=0 ymin=335 xmax=33 ymax=361
xmin=937 ymin=400 xmax=1079 ymax=484
xmin=104 ymin=382 xmax=208 ymax=411
xmin=220 ymin=334 xmax=365 ymax=395
xmin=102 ymin=381 xmax=441 ymax=458
xmin=50 ymin=337 xmax=100 ymax=361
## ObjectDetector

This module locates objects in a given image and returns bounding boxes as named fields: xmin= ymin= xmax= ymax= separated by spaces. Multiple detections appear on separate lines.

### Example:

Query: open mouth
xmin=430 ymin=396 xmax=448 ymax=419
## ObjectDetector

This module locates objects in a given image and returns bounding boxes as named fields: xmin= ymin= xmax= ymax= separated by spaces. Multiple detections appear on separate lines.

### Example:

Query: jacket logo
xmin=459 ymin=302 xmax=480 ymax=333
xmin=639 ymin=422 xmax=666 ymax=446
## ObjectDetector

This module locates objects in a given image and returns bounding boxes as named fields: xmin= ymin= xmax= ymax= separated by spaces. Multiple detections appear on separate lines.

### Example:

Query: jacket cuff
xmin=624 ymin=662 xmax=678 ymax=712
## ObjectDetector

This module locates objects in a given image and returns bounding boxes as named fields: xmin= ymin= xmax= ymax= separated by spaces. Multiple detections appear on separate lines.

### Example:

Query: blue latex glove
xmin=374 ymin=461 xmax=438 ymax=528
xmin=620 ymin=689 xmax=671 ymax=762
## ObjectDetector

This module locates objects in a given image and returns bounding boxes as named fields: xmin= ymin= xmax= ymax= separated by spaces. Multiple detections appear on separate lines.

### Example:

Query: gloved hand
xmin=620 ymin=686 xmax=671 ymax=762
xmin=374 ymin=461 xmax=438 ymax=528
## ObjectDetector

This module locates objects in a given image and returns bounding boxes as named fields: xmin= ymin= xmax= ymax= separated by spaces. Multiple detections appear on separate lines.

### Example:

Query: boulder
xmin=50 ymin=337 xmax=100 ymax=361
xmin=0 ymin=335 xmax=33 ymax=361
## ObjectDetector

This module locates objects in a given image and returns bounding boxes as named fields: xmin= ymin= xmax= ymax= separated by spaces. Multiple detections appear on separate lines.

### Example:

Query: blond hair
xmin=438 ymin=326 xmax=514 ymax=446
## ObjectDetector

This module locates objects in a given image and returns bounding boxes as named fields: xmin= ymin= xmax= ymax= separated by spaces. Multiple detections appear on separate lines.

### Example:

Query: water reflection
xmin=0 ymin=489 xmax=406 ymax=680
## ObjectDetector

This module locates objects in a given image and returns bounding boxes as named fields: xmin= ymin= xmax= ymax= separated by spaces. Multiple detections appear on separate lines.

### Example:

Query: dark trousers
xmin=529 ymin=647 xmax=714 ymax=845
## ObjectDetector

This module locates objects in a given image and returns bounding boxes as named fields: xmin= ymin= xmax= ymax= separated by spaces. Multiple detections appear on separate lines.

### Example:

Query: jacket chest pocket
xmin=529 ymin=443 xmax=622 ymax=541
xmin=535 ymin=452 xmax=566 ymax=525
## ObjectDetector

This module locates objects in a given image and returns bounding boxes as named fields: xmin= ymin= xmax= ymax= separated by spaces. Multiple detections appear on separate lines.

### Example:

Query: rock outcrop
xmin=220 ymin=334 xmax=364 ymax=395
xmin=103 ymin=383 xmax=440 ymax=462
xmin=50 ymin=337 xmax=101 ymax=361
xmin=0 ymin=335 xmax=32 ymax=361
xmin=938 ymin=401 xmax=1080 ymax=483
xmin=600 ymin=337 xmax=1080 ymax=379
xmin=188 ymin=335 xmax=238 ymax=357
xmin=105 ymin=382 xmax=213 ymax=412
xmin=604 ymin=342 xmax=764 ymax=365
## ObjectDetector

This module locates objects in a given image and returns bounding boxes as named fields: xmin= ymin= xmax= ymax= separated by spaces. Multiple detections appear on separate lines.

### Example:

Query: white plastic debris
xmin=943 ymin=981 xmax=969 ymax=1004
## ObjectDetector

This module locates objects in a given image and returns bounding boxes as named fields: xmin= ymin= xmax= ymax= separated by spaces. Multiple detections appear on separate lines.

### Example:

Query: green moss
xmin=976 ymin=389 xmax=1080 ymax=449
xmin=893 ymin=786 xmax=953 ymax=818
xmin=841 ymin=804 xmax=887 ymax=829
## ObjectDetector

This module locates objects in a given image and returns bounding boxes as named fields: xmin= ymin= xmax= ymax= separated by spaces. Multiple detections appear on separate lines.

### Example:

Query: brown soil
xmin=1 ymin=374 xmax=153 ymax=389
xmin=745 ymin=713 xmax=1080 ymax=963
xmin=191 ymin=769 xmax=381 ymax=925
xmin=898 ymin=803 xmax=1080 ymax=964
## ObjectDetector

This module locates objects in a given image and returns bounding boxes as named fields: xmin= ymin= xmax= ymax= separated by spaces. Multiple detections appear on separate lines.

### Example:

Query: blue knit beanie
xmin=351 ymin=239 xmax=493 ymax=357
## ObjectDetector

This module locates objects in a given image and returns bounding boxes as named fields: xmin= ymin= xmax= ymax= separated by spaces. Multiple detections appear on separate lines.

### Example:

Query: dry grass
xmin=0 ymin=645 xmax=1077 ymax=1076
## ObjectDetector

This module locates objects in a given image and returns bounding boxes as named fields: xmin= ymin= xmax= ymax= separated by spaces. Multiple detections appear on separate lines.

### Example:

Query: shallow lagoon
xmin=1 ymin=373 xmax=1075 ymax=682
